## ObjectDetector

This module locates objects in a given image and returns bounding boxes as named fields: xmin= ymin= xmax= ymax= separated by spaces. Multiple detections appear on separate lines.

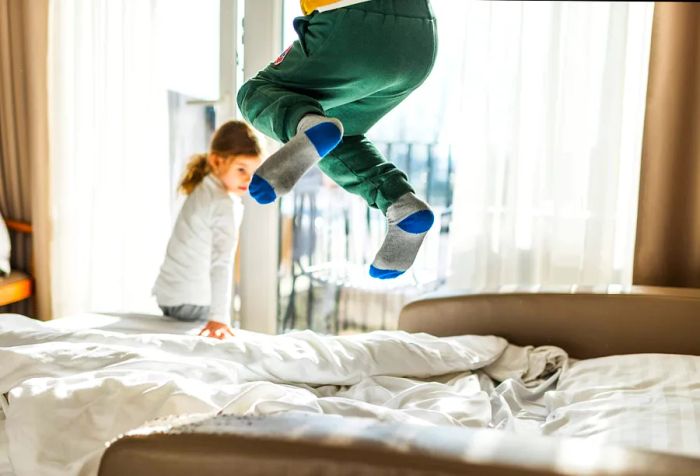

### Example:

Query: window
xmin=276 ymin=1 xmax=653 ymax=333
xmin=49 ymin=0 xmax=238 ymax=318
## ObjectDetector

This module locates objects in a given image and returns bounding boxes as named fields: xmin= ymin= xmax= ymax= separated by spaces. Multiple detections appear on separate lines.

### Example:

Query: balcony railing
xmin=278 ymin=141 xmax=455 ymax=333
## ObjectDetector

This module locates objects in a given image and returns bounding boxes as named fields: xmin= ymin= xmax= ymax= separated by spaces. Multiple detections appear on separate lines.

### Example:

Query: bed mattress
xmin=44 ymin=312 xmax=204 ymax=335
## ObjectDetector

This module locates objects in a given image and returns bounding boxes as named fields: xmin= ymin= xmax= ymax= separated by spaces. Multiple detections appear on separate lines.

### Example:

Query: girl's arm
xmin=205 ymin=198 xmax=238 ymax=333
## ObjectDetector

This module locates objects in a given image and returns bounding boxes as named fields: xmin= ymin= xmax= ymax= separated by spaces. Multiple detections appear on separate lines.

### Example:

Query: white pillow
xmin=0 ymin=213 xmax=10 ymax=277
xmin=543 ymin=353 xmax=700 ymax=458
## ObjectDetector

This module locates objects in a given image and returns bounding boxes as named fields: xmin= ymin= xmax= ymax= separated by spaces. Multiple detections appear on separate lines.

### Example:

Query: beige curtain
xmin=0 ymin=0 xmax=51 ymax=318
xmin=634 ymin=2 xmax=700 ymax=288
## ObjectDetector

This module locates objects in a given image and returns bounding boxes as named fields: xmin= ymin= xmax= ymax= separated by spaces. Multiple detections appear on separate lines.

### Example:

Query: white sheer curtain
xmin=445 ymin=1 xmax=654 ymax=290
xmin=49 ymin=0 xmax=171 ymax=316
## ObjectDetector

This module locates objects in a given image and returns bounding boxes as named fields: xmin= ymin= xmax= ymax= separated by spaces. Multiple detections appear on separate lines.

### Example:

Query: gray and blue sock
xmin=370 ymin=193 xmax=434 ymax=279
xmin=249 ymin=115 xmax=343 ymax=204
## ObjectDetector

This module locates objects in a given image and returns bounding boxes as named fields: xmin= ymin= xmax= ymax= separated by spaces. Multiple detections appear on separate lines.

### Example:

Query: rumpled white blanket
xmin=482 ymin=345 xmax=568 ymax=434
xmin=0 ymin=315 xmax=567 ymax=476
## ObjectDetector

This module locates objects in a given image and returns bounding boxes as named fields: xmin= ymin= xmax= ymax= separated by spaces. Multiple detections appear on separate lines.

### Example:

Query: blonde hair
xmin=179 ymin=121 xmax=262 ymax=195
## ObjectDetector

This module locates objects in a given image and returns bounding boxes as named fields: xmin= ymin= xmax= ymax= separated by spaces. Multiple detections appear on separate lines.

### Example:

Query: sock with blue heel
xmin=249 ymin=115 xmax=343 ymax=204
xmin=370 ymin=193 xmax=434 ymax=279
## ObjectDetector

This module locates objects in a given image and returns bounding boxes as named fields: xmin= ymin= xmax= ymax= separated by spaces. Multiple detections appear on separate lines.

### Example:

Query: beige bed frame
xmin=400 ymin=285 xmax=700 ymax=359
xmin=99 ymin=286 xmax=700 ymax=476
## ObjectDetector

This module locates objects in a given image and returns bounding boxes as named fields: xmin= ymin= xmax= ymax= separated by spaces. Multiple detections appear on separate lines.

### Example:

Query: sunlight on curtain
xmin=446 ymin=1 xmax=654 ymax=289
xmin=276 ymin=0 xmax=654 ymax=331
xmin=160 ymin=0 xmax=219 ymax=101
xmin=49 ymin=0 xmax=170 ymax=316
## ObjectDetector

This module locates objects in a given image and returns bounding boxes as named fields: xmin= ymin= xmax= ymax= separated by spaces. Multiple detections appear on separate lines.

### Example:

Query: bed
xmin=1 ymin=286 xmax=699 ymax=475
xmin=0 ymin=312 xmax=204 ymax=476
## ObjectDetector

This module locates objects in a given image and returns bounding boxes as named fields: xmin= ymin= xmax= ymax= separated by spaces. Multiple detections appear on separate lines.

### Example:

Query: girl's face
xmin=209 ymin=154 xmax=261 ymax=197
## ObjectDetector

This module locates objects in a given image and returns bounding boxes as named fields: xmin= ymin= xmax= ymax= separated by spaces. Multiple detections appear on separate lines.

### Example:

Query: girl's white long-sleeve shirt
xmin=153 ymin=175 xmax=243 ymax=324
xmin=0 ymin=214 xmax=10 ymax=276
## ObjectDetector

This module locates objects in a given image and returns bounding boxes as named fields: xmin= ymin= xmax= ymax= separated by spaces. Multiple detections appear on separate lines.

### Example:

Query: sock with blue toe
xmin=370 ymin=193 xmax=434 ymax=279
xmin=249 ymin=115 xmax=343 ymax=204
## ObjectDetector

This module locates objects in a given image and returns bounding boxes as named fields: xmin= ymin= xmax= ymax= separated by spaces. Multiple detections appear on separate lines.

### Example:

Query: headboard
xmin=398 ymin=286 xmax=700 ymax=359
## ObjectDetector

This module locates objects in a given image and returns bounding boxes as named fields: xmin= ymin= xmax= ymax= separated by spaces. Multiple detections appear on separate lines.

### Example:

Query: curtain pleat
xmin=0 ymin=0 xmax=50 ymax=318
xmin=633 ymin=2 xmax=700 ymax=288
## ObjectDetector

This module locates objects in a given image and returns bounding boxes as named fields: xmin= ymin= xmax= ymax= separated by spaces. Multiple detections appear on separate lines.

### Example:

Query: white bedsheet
xmin=0 ymin=417 xmax=12 ymax=476
xmin=544 ymin=353 xmax=700 ymax=458
xmin=0 ymin=314 xmax=563 ymax=476
xmin=44 ymin=311 xmax=204 ymax=335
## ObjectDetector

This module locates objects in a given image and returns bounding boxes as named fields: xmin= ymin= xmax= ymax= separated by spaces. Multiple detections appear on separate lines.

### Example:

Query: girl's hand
xmin=198 ymin=320 xmax=235 ymax=340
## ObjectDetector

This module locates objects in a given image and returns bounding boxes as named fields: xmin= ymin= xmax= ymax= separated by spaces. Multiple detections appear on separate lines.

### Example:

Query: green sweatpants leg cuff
xmin=376 ymin=180 xmax=415 ymax=214
xmin=237 ymin=79 xmax=325 ymax=143
xmin=284 ymin=106 xmax=326 ymax=142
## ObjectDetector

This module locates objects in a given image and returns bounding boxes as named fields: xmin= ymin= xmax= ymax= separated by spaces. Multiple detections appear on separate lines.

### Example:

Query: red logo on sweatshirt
xmin=274 ymin=45 xmax=293 ymax=66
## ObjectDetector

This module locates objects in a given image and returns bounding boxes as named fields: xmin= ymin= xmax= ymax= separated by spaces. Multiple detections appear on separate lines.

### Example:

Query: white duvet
xmin=0 ymin=314 xmax=565 ymax=476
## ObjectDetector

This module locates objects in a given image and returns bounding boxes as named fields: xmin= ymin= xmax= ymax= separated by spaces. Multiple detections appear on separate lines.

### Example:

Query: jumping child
xmin=238 ymin=0 xmax=437 ymax=279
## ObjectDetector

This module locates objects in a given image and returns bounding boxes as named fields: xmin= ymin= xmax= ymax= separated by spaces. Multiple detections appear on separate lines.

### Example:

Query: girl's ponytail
xmin=179 ymin=153 xmax=210 ymax=195
xmin=178 ymin=121 xmax=261 ymax=195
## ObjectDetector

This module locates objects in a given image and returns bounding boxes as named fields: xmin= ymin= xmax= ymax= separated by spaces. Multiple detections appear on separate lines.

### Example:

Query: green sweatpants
xmin=237 ymin=0 xmax=437 ymax=213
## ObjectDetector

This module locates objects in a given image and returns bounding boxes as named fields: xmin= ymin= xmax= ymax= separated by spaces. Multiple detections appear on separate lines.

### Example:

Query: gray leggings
xmin=159 ymin=304 xmax=209 ymax=322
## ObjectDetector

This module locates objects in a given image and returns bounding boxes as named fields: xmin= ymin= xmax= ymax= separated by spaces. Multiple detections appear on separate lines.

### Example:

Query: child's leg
xmin=324 ymin=1 xmax=437 ymax=278
xmin=320 ymin=136 xmax=434 ymax=279
xmin=240 ymin=0 xmax=437 ymax=276
xmin=237 ymin=78 xmax=327 ymax=144
xmin=237 ymin=78 xmax=344 ymax=204
xmin=237 ymin=12 xmax=354 ymax=204
xmin=318 ymin=136 xmax=411 ymax=213
xmin=253 ymin=117 xmax=343 ymax=204
xmin=159 ymin=305 xmax=209 ymax=322
xmin=238 ymin=0 xmax=436 ymax=205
